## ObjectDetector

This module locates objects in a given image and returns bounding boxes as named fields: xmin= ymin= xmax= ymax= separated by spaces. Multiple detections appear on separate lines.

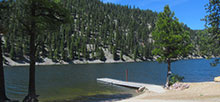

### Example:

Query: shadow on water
xmin=46 ymin=94 xmax=132 ymax=102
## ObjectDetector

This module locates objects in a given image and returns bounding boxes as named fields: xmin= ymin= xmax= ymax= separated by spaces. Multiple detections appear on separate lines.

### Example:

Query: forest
xmin=1 ymin=0 xmax=220 ymax=102
xmin=2 ymin=0 xmax=216 ymax=64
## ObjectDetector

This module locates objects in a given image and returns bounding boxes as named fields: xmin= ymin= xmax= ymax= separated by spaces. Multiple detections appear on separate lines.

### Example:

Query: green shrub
xmin=169 ymin=74 xmax=184 ymax=86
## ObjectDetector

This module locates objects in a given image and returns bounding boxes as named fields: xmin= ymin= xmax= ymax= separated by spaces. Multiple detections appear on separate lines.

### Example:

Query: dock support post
xmin=126 ymin=69 xmax=128 ymax=81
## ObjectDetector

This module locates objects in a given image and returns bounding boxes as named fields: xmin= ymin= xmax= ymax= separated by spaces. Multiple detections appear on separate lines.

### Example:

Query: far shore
xmin=116 ymin=82 xmax=220 ymax=102
xmin=3 ymin=55 xmax=219 ymax=67
xmin=3 ymin=57 xmax=139 ymax=67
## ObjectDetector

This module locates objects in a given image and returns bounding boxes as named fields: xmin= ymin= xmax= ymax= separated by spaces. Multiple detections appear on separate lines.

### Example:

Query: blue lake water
xmin=4 ymin=58 xmax=220 ymax=101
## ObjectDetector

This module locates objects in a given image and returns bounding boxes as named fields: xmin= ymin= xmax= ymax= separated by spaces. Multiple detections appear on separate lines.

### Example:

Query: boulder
xmin=214 ymin=76 xmax=220 ymax=82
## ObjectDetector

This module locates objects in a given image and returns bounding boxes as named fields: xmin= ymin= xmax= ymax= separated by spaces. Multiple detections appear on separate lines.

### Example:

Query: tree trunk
xmin=23 ymin=1 xmax=38 ymax=102
xmin=0 ymin=35 xmax=10 ymax=101
xmin=23 ymin=30 xmax=38 ymax=102
xmin=165 ymin=58 xmax=172 ymax=88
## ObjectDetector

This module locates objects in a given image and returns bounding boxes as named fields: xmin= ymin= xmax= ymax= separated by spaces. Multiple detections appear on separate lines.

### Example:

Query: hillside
xmin=3 ymin=0 xmax=203 ymax=65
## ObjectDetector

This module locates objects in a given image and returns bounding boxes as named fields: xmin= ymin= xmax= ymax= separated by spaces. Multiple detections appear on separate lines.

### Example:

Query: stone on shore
xmin=214 ymin=76 xmax=220 ymax=82
xmin=169 ymin=82 xmax=190 ymax=90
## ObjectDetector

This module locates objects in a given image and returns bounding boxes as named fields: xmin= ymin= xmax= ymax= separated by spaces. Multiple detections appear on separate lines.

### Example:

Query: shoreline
xmin=3 ymin=56 xmax=219 ymax=67
xmin=116 ymin=82 xmax=220 ymax=102
xmin=3 ymin=57 xmax=139 ymax=67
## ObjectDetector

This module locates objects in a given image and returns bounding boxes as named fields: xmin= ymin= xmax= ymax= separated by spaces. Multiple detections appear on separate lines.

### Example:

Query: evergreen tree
xmin=0 ymin=0 xmax=11 ymax=101
xmin=203 ymin=0 xmax=220 ymax=57
xmin=204 ymin=0 xmax=220 ymax=64
xmin=16 ymin=0 xmax=70 ymax=101
xmin=120 ymin=50 xmax=123 ymax=61
xmin=112 ymin=46 xmax=119 ymax=61
xmin=133 ymin=46 xmax=138 ymax=61
xmin=204 ymin=0 xmax=220 ymax=39
xmin=60 ymin=27 xmax=65 ymax=60
xmin=9 ymin=45 xmax=15 ymax=60
xmin=69 ymin=39 xmax=74 ymax=60
xmin=53 ymin=48 xmax=59 ymax=62
xmin=152 ymin=5 xmax=192 ymax=88
xmin=99 ymin=48 xmax=106 ymax=61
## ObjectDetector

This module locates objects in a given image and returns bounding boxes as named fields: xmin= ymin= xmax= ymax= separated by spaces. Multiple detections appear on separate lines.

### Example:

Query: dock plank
xmin=97 ymin=78 xmax=166 ymax=93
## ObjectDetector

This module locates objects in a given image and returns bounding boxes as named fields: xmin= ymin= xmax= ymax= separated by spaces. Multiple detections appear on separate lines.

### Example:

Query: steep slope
xmin=3 ymin=0 xmax=157 ymax=64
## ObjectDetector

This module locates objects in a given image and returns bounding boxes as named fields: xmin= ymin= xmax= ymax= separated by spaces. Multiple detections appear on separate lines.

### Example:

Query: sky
xmin=101 ymin=0 xmax=209 ymax=30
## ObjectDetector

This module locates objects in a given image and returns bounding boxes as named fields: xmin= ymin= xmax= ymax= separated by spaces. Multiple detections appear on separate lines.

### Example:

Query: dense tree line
xmin=3 ymin=0 xmax=158 ymax=63
xmin=0 ymin=0 xmax=219 ymax=101
xmin=3 ymin=0 xmax=209 ymax=63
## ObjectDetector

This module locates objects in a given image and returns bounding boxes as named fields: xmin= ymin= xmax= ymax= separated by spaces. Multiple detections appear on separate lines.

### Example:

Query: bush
xmin=210 ymin=59 xmax=219 ymax=67
xmin=169 ymin=74 xmax=184 ymax=86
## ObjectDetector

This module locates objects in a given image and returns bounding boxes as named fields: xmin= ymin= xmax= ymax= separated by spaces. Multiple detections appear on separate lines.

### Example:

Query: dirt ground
xmin=117 ymin=82 xmax=220 ymax=102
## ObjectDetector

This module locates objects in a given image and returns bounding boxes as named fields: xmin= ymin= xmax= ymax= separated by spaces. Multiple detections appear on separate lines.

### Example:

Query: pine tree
xmin=9 ymin=45 xmax=15 ymax=60
xmin=112 ymin=46 xmax=119 ymax=60
xmin=16 ymin=0 xmax=70 ymax=101
xmin=152 ymin=5 xmax=192 ymax=87
xmin=203 ymin=0 xmax=220 ymax=56
xmin=53 ymin=48 xmax=59 ymax=62
xmin=99 ymin=48 xmax=106 ymax=61
xmin=60 ymin=27 xmax=65 ymax=60
xmin=204 ymin=0 xmax=220 ymax=39
xmin=203 ymin=0 xmax=220 ymax=65
xmin=0 ymin=0 xmax=11 ymax=101
xmin=69 ymin=39 xmax=74 ymax=60
xmin=120 ymin=50 xmax=123 ymax=61
xmin=133 ymin=46 xmax=138 ymax=61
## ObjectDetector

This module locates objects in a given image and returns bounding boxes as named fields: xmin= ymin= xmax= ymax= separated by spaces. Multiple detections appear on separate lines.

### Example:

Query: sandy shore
xmin=116 ymin=82 xmax=220 ymax=102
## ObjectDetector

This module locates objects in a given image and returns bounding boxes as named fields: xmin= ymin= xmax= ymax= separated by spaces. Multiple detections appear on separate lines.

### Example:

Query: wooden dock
xmin=97 ymin=78 xmax=166 ymax=93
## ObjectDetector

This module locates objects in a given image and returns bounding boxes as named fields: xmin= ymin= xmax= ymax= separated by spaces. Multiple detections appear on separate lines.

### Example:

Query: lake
xmin=4 ymin=58 xmax=220 ymax=102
